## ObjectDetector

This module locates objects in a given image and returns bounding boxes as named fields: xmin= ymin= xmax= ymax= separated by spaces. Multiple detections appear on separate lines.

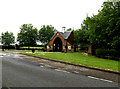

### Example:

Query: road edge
xmin=19 ymin=53 xmax=120 ymax=75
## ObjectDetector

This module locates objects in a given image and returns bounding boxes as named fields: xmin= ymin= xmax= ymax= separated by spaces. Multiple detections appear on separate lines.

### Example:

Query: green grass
xmin=7 ymin=49 xmax=43 ymax=52
xmin=22 ymin=52 xmax=119 ymax=72
xmin=20 ymin=47 xmax=43 ymax=49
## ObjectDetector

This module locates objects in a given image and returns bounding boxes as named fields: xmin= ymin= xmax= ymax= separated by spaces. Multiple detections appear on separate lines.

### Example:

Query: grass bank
xmin=20 ymin=47 xmax=43 ymax=49
xmin=22 ymin=52 xmax=119 ymax=72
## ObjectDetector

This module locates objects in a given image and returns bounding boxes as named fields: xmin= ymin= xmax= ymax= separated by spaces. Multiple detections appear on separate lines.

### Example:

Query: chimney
xmin=62 ymin=26 xmax=66 ymax=33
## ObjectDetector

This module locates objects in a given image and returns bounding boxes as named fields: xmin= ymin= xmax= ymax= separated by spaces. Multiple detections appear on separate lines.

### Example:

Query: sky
xmin=0 ymin=0 xmax=105 ymax=41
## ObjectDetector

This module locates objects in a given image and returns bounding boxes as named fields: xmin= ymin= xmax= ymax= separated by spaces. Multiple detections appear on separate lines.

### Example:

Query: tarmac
xmin=2 ymin=50 xmax=120 ymax=82
xmin=18 ymin=52 xmax=120 ymax=83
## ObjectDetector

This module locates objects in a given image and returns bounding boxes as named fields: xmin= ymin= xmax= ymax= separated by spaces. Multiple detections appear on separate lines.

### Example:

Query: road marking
xmin=55 ymin=69 xmax=70 ymax=73
xmin=0 ymin=56 xmax=3 ymax=57
xmin=62 ymin=71 xmax=70 ymax=73
xmin=74 ymin=71 xmax=79 ymax=73
xmin=88 ymin=76 xmax=99 ymax=80
xmin=88 ymin=76 xmax=113 ymax=83
xmin=40 ymin=66 xmax=44 ymax=67
xmin=99 ymin=78 xmax=113 ymax=82
xmin=2 ymin=53 xmax=6 ymax=56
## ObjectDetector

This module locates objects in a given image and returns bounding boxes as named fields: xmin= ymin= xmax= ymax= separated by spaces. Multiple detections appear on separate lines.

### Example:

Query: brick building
xmin=46 ymin=31 xmax=74 ymax=52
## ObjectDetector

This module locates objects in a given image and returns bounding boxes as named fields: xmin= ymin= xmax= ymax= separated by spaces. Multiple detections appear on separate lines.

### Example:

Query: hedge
xmin=2 ymin=45 xmax=15 ymax=49
xmin=95 ymin=49 xmax=120 ymax=59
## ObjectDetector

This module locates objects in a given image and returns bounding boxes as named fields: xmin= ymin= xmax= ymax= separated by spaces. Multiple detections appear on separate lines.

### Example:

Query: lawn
xmin=22 ymin=52 xmax=119 ymax=72
xmin=20 ymin=47 xmax=43 ymax=49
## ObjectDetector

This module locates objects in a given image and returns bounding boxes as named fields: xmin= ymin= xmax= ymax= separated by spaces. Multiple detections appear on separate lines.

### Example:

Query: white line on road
xmin=40 ymin=66 xmax=44 ymax=67
xmin=88 ymin=76 xmax=99 ymax=80
xmin=99 ymin=78 xmax=113 ymax=82
xmin=88 ymin=76 xmax=113 ymax=83
xmin=55 ymin=69 xmax=70 ymax=73
xmin=74 ymin=71 xmax=79 ymax=73
xmin=2 ymin=54 xmax=6 ymax=56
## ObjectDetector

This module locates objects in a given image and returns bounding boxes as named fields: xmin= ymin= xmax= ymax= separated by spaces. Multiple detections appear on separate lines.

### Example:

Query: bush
xmin=79 ymin=43 xmax=88 ymax=51
xmin=96 ymin=49 xmax=120 ymax=58
xmin=2 ymin=45 xmax=15 ymax=49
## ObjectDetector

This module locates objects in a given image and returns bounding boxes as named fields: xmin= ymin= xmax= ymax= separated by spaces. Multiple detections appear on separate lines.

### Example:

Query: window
xmin=63 ymin=46 xmax=65 ymax=49
xmin=47 ymin=46 xmax=49 ymax=49
xmin=68 ymin=46 xmax=71 ymax=50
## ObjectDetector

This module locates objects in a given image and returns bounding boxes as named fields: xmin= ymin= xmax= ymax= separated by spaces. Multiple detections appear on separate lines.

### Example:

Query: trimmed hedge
xmin=2 ymin=45 xmax=15 ymax=49
xmin=95 ymin=49 xmax=120 ymax=59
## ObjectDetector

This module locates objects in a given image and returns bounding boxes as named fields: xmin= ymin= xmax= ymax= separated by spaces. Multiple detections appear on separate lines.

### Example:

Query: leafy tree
xmin=17 ymin=24 xmax=38 ymax=48
xmin=38 ymin=25 xmax=56 ymax=44
xmin=67 ymin=28 xmax=72 ymax=31
xmin=0 ymin=36 xmax=1 ymax=43
xmin=73 ymin=29 xmax=80 ymax=51
xmin=1 ymin=31 xmax=15 ymax=46
xmin=66 ymin=28 xmax=87 ymax=50
xmin=80 ymin=1 xmax=120 ymax=49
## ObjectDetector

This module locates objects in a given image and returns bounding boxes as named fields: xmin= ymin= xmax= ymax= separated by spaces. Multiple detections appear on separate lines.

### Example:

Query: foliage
xmin=1 ymin=31 xmax=15 ymax=46
xmin=66 ymin=28 xmax=88 ymax=51
xmin=80 ymin=1 xmax=120 ymax=49
xmin=96 ymin=49 xmax=119 ymax=58
xmin=66 ymin=28 xmax=79 ymax=48
xmin=73 ymin=29 xmax=80 ymax=47
xmin=20 ymin=46 xmax=43 ymax=49
xmin=67 ymin=28 xmax=72 ymax=31
xmin=17 ymin=24 xmax=38 ymax=47
xmin=38 ymin=25 xmax=56 ymax=44
xmin=2 ymin=45 xmax=15 ymax=49
xmin=79 ymin=43 xmax=88 ymax=50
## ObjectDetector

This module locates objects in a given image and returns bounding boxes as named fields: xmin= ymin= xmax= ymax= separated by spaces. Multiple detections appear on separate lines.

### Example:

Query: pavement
xmin=1 ymin=50 xmax=120 ymax=88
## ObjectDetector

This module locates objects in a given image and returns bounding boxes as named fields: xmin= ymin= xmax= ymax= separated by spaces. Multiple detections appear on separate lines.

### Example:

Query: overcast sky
xmin=0 ymin=0 xmax=105 ymax=40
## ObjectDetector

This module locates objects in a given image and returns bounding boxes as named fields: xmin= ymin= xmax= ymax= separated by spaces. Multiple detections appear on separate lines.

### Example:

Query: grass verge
xmin=20 ymin=47 xmax=43 ymax=49
xmin=21 ymin=52 xmax=119 ymax=72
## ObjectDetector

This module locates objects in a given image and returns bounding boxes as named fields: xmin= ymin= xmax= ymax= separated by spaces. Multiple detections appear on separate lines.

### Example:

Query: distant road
xmin=1 ymin=52 xmax=118 ymax=88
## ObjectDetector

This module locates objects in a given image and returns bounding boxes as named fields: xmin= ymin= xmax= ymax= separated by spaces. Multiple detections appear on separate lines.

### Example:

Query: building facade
xmin=46 ymin=31 xmax=74 ymax=52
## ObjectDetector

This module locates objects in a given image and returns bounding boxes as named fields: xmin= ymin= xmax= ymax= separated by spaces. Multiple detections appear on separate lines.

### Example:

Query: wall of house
xmin=46 ymin=32 xmax=74 ymax=52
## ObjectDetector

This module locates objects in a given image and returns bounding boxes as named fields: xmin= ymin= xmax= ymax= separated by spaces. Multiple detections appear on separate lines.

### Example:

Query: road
xmin=0 ymin=51 xmax=119 ymax=88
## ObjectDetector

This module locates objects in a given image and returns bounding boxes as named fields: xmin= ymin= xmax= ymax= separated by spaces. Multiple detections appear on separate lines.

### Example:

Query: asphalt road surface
xmin=0 ymin=51 xmax=119 ymax=88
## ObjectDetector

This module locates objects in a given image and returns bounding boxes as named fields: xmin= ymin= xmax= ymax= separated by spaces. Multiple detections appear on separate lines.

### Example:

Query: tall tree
xmin=80 ymin=1 xmax=120 ymax=49
xmin=67 ymin=28 xmax=72 ymax=31
xmin=1 ymin=31 xmax=15 ymax=46
xmin=17 ymin=24 xmax=38 ymax=48
xmin=38 ymin=25 xmax=56 ymax=44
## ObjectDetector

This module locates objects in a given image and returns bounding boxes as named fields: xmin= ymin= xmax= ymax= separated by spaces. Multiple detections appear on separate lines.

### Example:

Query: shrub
xmin=2 ymin=45 xmax=15 ymax=49
xmin=80 ymin=43 xmax=88 ymax=51
xmin=95 ymin=49 xmax=120 ymax=58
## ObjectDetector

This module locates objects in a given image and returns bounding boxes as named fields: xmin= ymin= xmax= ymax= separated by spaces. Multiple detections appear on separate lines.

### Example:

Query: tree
xmin=17 ymin=24 xmax=38 ymax=48
xmin=67 ymin=28 xmax=72 ymax=31
xmin=80 ymin=1 xmax=120 ymax=49
xmin=1 ymin=31 xmax=15 ymax=46
xmin=66 ymin=28 xmax=86 ymax=51
xmin=38 ymin=25 xmax=56 ymax=44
